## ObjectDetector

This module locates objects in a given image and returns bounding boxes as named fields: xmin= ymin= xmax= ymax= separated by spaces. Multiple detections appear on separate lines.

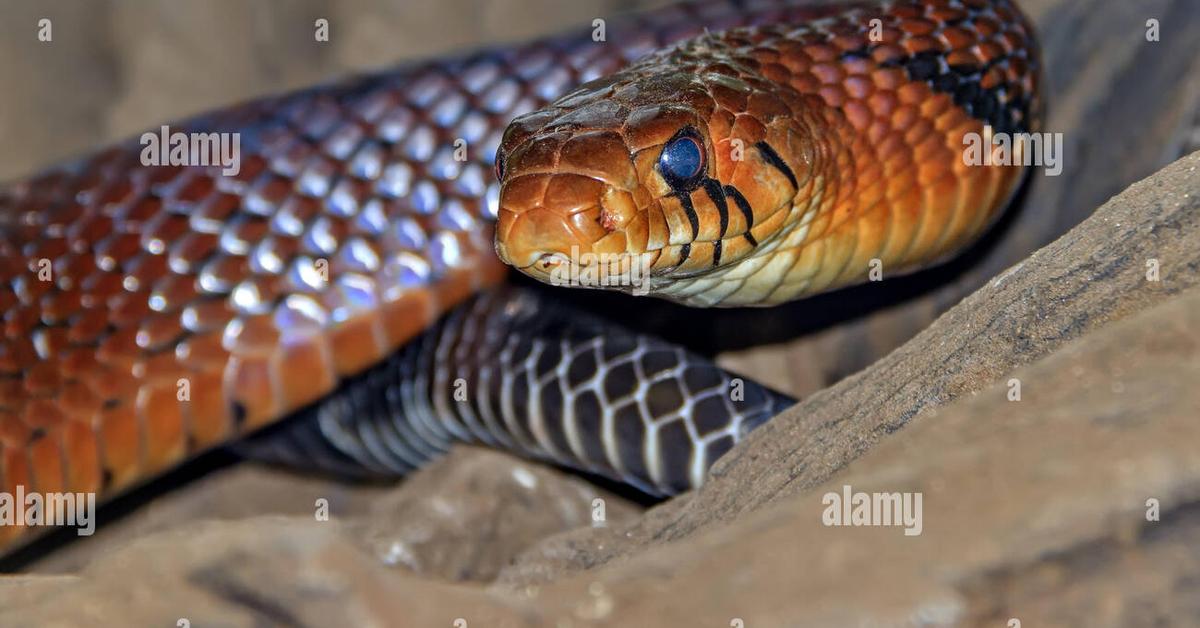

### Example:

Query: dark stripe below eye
xmin=678 ymin=243 xmax=691 ymax=265
xmin=702 ymin=178 xmax=729 ymax=238
xmin=676 ymin=191 xmax=700 ymax=241
xmin=754 ymin=141 xmax=798 ymax=190
xmin=724 ymin=184 xmax=759 ymax=248
xmin=712 ymin=239 xmax=722 ymax=266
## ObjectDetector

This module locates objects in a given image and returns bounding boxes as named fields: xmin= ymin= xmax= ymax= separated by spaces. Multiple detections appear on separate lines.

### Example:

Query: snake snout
xmin=495 ymin=206 xmax=588 ymax=271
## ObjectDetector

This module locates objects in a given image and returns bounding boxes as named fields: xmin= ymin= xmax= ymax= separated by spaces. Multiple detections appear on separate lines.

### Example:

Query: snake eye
xmin=658 ymin=130 xmax=705 ymax=191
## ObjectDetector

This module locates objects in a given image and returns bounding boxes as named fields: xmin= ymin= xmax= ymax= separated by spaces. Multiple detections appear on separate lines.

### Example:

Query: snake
xmin=0 ymin=0 xmax=1038 ymax=553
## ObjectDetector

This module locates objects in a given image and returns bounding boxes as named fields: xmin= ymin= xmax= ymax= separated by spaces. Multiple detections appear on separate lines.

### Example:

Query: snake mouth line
xmin=515 ymin=252 xmax=572 ymax=275
xmin=510 ymin=248 xmax=665 ymax=296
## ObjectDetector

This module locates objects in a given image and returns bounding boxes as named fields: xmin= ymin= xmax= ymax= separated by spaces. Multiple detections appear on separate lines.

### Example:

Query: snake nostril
xmin=500 ymin=208 xmax=581 ymax=270
xmin=598 ymin=209 xmax=619 ymax=232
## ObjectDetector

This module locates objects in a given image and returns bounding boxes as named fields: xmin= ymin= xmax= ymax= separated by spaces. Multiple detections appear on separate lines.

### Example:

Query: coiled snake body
xmin=0 ymin=0 xmax=1038 ymax=551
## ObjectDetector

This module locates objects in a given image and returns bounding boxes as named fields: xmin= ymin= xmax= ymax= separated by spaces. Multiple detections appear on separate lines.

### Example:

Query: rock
xmin=7 ymin=262 xmax=1200 ymax=626
xmin=20 ymin=445 xmax=640 ymax=585
xmin=520 ymin=283 xmax=1200 ymax=626
xmin=500 ymin=149 xmax=1200 ymax=585
xmin=350 ymin=446 xmax=640 ymax=582
xmin=1 ymin=518 xmax=532 ymax=628
xmin=21 ymin=459 xmax=393 ymax=574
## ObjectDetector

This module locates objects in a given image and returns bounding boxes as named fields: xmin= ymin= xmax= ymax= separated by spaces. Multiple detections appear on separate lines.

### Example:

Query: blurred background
xmin=0 ymin=0 xmax=667 ymax=181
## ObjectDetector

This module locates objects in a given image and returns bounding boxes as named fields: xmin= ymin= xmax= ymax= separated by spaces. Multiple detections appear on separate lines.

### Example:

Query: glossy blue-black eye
xmin=658 ymin=130 xmax=705 ymax=191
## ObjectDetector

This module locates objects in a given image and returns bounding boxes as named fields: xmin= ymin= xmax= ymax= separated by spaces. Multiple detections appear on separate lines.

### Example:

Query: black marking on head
xmin=712 ymin=239 xmax=722 ymax=266
xmin=724 ymin=184 xmax=759 ymax=247
xmin=231 ymin=401 xmax=248 ymax=431
xmin=702 ymin=177 xmax=729 ymax=238
xmin=678 ymin=243 xmax=692 ymax=265
xmin=754 ymin=141 xmax=798 ymax=190
xmin=676 ymin=191 xmax=700 ymax=241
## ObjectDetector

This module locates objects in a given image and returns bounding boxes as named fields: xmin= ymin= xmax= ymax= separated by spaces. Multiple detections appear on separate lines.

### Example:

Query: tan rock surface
xmin=4 ymin=518 xmax=533 ymax=628
xmin=22 ymin=461 xmax=391 ymax=574
xmin=350 ymin=446 xmax=640 ymax=582
xmin=20 ymin=446 xmax=639 ymax=585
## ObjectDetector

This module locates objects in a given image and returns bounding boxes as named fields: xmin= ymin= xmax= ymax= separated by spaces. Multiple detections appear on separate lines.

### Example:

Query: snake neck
xmin=663 ymin=0 xmax=1040 ymax=306
xmin=498 ymin=0 xmax=1041 ymax=307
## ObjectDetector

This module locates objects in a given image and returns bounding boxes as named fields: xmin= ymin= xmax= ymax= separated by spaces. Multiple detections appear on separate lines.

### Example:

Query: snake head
xmin=494 ymin=41 xmax=824 ymax=306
